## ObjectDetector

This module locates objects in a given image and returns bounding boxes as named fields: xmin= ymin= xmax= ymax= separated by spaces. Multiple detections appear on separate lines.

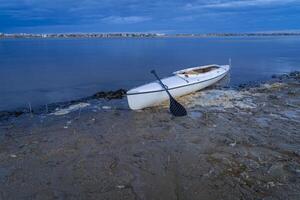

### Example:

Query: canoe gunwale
xmin=126 ymin=70 xmax=228 ymax=96
xmin=173 ymin=64 xmax=220 ymax=75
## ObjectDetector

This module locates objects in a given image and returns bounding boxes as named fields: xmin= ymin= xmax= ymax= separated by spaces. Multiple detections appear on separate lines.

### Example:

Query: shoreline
xmin=0 ymin=89 xmax=127 ymax=121
xmin=0 ymin=72 xmax=298 ymax=121
xmin=0 ymin=71 xmax=299 ymax=199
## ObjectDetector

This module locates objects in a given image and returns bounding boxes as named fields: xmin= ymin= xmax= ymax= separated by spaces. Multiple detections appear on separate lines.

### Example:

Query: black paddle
xmin=151 ymin=70 xmax=187 ymax=117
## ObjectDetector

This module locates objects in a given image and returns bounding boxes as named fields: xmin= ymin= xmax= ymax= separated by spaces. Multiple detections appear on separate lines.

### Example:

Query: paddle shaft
xmin=151 ymin=71 xmax=173 ymax=98
xmin=150 ymin=70 xmax=187 ymax=117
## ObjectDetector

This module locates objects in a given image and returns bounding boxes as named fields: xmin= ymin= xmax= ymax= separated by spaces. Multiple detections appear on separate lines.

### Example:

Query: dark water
xmin=0 ymin=37 xmax=300 ymax=111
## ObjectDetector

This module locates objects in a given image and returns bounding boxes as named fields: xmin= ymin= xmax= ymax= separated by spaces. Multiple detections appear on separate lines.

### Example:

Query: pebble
xmin=266 ymin=181 xmax=276 ymax=188
xmin=229 ymin=141 xmax=237 ymax=147
xmin=116 ymin=185 xmax=125 ymax=189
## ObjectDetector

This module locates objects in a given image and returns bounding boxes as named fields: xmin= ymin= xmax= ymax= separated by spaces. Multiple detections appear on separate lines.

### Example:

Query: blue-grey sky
xmin=1 ymin=0 xmax=300 ymax=33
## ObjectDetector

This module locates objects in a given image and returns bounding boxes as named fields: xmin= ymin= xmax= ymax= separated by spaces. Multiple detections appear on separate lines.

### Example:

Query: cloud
xmin=173 ymin=15 xmax=197 ymax=22
xmin=0 ymin=0 xmax=299 ymax=33
xmin=102 ymin=16 xmax=152 ymax=24
xmin=185 ymin=0 xmax=299 ymax=10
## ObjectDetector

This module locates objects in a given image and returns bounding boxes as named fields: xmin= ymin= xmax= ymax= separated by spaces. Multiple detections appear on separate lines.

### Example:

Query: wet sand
xmin=0 ymin=72 xmax=299 ymax=200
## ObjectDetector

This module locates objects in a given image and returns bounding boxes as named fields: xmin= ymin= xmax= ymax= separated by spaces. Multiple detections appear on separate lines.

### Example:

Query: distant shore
xmin=1 ymin=32 xmax=300 ymax=39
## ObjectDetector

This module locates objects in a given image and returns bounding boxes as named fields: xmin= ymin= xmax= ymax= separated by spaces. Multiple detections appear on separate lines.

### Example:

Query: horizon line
xmin=1 ymin=31 xmax=300 ymax=35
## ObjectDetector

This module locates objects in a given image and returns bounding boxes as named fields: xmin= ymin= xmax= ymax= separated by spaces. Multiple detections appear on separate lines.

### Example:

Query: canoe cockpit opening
xmin=178 ymin=65 xmax=220 ymax=77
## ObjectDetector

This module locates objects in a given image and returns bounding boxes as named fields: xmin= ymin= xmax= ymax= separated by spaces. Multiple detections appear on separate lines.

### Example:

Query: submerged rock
xmin=289 ymin=71 xmax=300 ymax=79
xmin=92 ymin=89 xmax=127 ymax=100
xmin=0 ymin=110 xmax=25 ymax=120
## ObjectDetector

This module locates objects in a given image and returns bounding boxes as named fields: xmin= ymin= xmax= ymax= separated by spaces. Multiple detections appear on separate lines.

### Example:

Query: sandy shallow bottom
xmin=0 ymin=75 xmax=300 ymax=200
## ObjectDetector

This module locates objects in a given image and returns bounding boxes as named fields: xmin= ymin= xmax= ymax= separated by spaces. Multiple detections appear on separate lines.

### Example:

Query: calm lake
xmin=1 ymin=37 xmax=300 ymax=111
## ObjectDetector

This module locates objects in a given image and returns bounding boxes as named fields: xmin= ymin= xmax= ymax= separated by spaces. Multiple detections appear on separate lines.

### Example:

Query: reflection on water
xmin=0 ymin=37 xmax=300 ymax=110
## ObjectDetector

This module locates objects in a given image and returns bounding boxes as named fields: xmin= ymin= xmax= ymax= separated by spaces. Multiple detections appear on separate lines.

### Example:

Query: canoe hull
xmin=127 ymin=71 xmax=228 ymax=110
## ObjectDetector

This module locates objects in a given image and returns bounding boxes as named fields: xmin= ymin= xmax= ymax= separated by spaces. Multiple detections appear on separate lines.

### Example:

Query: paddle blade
xmin=169 ymin=97 xmax=187 ymax=117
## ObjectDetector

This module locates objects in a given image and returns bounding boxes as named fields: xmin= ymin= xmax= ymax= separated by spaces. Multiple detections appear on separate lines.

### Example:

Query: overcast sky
xmin=1 ymin=0 xmax=300 ymax=33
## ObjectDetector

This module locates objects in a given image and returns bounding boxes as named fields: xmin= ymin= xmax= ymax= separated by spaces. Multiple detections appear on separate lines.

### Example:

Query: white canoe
xmin=127 ymin=64 xmax=230 ymax=110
